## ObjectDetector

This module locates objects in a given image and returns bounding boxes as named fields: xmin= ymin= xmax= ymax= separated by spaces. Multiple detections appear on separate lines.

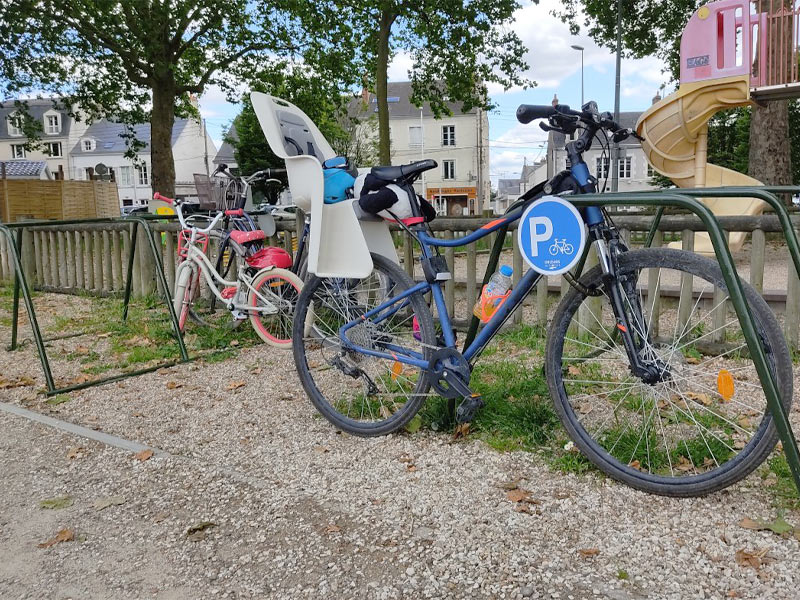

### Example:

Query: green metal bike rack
xmin=570 ymin=191 xmax=800 ymax=496
xmin=1 ymin=214 xmax=189 ymax=396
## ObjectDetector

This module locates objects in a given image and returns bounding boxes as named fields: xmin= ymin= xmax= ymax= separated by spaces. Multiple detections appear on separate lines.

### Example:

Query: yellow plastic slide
xmin=636 ymin=74 xmax=764 ymax=255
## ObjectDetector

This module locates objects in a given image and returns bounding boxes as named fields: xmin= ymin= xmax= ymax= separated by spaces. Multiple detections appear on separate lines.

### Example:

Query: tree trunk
xmin=151 ymin=78 xmax=176 ymax=198
xmin=748 ymin=100 xmax=792 ymax=204
xmin=376 ymin=10 xmax=394 ymax=165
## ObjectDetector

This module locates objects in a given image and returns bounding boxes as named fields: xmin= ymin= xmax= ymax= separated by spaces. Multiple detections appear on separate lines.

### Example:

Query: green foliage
xmin=0 ymin=0 xmax=361 ymax=193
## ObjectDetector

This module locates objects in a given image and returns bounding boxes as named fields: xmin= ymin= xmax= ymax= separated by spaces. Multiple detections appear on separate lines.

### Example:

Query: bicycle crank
xmin=428 ymin=348 xmax=484 ymax=422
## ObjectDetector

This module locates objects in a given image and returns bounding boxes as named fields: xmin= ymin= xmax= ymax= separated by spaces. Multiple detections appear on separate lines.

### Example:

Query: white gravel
xmin=1 ymin=291 xmax=799 ymax=600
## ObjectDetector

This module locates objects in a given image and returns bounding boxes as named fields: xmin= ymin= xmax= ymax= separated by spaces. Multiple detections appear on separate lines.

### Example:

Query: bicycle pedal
xmin=456 ymin=394 xmax=484 ymax=424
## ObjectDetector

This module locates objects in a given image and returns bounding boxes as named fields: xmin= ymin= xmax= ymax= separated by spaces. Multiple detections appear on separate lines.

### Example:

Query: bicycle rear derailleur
xmin=428 ymin=348 xmax=484 ymax=423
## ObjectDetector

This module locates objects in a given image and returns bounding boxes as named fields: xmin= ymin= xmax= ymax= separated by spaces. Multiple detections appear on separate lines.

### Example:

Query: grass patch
xmin=45 ymin=394 xmax=71 ymax=406
xmin=765 ymin=454 xmax=800 ymax=509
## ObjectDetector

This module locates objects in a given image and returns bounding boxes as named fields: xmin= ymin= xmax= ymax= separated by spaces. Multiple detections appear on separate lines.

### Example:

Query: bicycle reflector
xmin=717 ymin=369 xmax=734 ymax=402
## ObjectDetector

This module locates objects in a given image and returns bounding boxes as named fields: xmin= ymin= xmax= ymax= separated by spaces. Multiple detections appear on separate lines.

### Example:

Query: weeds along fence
xmin=0 ymin=212 xmax=798 ymax=348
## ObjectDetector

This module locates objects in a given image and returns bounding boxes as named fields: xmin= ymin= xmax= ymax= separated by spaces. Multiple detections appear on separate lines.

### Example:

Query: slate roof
xmin=348 ymin=82 xmax=478 ymax=119
xmin=0 ymin=160 xmax=49 ymax=178
xmin=213 ymin=126 xmax=238 ymax=165
xmin=69 ymin=119 xmax=191 ymax=155
xmin=0 ymin=99 xmax=72 ymax=138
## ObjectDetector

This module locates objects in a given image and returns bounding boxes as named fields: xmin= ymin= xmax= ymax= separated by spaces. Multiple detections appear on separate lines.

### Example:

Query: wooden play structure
xmin=637 ymin=0 xmax=800 ymax=254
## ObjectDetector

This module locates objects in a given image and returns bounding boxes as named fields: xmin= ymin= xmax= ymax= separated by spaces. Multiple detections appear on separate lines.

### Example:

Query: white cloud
xmin=388 ymin=51 xmax=414 ymax=82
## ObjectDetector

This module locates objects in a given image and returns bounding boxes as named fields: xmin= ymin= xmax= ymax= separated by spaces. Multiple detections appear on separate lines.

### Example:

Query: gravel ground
xmin=2 ymin=291 xmax=800 ymax=600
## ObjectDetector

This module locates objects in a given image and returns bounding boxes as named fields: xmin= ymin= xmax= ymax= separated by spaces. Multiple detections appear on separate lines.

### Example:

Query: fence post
xmin=786 ymin=227 xmax=800 ymax=350
xmin=646 ymin=230 xmax=663 ymax=338
xmin=466 ymin=231 xmax=477 ymax=313
xmin=20 ymin=227 xmax=35 ymax=291
xmin=47 ymin=231 xmax=58 ymax=288
xmin=444 ymin=230 xmax=455 ymax=318
xmin=33 ymin=230 xmax=43 ymax=287
xmin=512 ymin=232 xmax=523 ymax=324
xmin=678 ymin=228 xmax=694 ymax=334
xmin=403 ymin=233 xmax=414 ymax=278
xmin=164 ymin=230 xmax=175 ymax=292
xmin=102 ymin=230 xmax=112 ymax=293
xmin=112 ymin=230 xmax=122 ymax=291
xmin=65 ymin=229 xmax=76 ymax=289
xmin=750 ymin=228 xmax=766 ymax=294
xmin=74 ymin=230 xmax=85 ymax=290
xmin=137 ymin=224 xmax=155 ymax=297
xmin=57 ymin=231 xmax=67 ymax=288
xmin=83 ymin=230 xmax=94 ymax=291
xmin=92 ymin=230 xmax=103 ymax=293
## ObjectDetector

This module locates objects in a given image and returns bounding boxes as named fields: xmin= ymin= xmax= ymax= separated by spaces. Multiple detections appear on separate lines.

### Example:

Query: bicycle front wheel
xmin=248 ymin=267 xmax=303 ymax=347
xmin=173 ymin=262 xmax=199 ymax=332
xmin=546 ymin=248 xmax=792 ymax=496
xmin=292 ymin=253 xmax=436 ymax=436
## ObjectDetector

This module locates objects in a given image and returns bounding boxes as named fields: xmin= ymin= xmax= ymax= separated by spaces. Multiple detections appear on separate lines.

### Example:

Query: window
xmin=46 ymin=142 xmax=62 ymax=157
xmin=442 ymin=159 xmax=455 ymax=180
xmin=442 ymin=125 xmax=455 ymax=146
xmin=596 ymin=156 xmax=610 ymax=179
xmin=45 ymin=114 xmax=60 ymax=134
xmin=647 ymin=163 xmax=655 ymax=178
xmin=137 ymin=163 xmax=149 ymax=186
xmin=84 ymin=167 xmax=93 ymax=180
xmin=11 ymin=144 xmax=25 ymax=159
xmin=619 ymin=156 xmax=632 ymax=179
xmin=408 ymin=125 xmax=422 ymax=148
xmin=82 ymin=139 xmax=95 ymax=152
xmin=118 ymin=166 xmax=133 ymax=186
xmin=7 ymin=114 xmax=22 ymax=136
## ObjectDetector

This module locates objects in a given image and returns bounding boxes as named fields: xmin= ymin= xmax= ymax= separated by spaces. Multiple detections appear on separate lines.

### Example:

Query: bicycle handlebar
xmin=153 ymin=192 xmax=224 ymax=233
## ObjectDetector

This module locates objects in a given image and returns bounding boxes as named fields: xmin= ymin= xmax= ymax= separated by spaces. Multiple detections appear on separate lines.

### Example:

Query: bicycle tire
xmin=546 ymin=248 xmax=792 ymax=496
xmin=292 ymin=252 xmax=436 ymax=436
xmin=248 ymin=267 xmax=304 ymax=348
xmin=173 ymin=262 xmax=198 ymax=332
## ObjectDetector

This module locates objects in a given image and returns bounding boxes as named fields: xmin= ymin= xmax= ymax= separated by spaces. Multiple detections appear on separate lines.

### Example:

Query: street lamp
xmin=571 ymin=44 xmax=584 ymax=107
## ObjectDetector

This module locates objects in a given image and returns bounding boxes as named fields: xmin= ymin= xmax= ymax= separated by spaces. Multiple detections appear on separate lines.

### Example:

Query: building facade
xmin=0 ymin=99 xmax=88 ymax=178
xmin=69 ymin=119 xmax=216 ymax=211
xmin=351 ymin=83 xmax=490 ymax=216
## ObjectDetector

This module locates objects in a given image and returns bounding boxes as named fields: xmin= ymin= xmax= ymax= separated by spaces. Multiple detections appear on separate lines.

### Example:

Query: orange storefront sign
xmin=427 ymin=186 xmax=477 ymax=199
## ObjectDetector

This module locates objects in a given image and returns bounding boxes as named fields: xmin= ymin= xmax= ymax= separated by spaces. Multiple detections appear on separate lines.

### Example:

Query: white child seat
xmin=250 ymin=93 xmax=397 ymax=278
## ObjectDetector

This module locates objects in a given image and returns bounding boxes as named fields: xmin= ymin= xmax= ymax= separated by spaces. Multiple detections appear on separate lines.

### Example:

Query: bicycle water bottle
xmin=473 ymin=265 xmax=513 ymax=323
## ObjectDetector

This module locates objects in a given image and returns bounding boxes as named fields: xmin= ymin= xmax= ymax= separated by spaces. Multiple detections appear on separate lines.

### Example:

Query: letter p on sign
xmin=528 ymin=217 xmax=552 ymax=257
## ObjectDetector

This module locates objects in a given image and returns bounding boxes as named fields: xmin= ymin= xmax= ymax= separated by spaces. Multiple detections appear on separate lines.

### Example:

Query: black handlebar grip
xmin=516 ymin=104 xmax=556 ymax=124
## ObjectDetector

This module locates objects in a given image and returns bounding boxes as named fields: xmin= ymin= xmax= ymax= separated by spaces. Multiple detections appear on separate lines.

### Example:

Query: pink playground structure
xmin=681 ymin=0 xmax=800 ymax=98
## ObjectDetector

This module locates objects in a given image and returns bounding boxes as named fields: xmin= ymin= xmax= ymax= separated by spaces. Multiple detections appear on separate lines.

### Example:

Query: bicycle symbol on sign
xmin=548 ymin=238 xmax=574 ymax=256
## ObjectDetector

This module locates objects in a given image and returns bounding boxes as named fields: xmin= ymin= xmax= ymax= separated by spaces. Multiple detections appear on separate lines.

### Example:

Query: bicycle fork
xmin=593 ymin=237 xmax=667 ymax=385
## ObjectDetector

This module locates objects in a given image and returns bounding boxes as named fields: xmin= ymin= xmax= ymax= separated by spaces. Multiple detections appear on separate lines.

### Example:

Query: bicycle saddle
xmin=230 ymin=229 xmax=266 ymax=244
xmin=370 ymin=159 xmax=437 ymax=182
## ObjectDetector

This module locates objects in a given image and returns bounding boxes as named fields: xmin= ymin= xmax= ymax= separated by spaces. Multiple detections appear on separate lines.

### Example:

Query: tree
xmin=0 ymin=0 xmax=357 ymax=197
xmin=556 ymin=0 xmax=793 ymax=190
xmin=336 ymin=0 xmax=532 ymax=164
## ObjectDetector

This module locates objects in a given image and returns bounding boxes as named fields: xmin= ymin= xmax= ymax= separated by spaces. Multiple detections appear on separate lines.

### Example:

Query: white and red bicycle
xmin=154 ymin=192 xmax=303 ymax=348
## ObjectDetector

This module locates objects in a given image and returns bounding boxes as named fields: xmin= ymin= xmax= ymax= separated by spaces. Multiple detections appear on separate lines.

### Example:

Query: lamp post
xmin=570 ymin=44 xmax=584 ymax=107
xmin=611 ymin=0 xmax=622 ymax=192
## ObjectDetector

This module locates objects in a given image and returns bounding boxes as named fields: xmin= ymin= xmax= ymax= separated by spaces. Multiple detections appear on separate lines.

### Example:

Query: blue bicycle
xmin=292 ymin=101 xmax=793 ymax=496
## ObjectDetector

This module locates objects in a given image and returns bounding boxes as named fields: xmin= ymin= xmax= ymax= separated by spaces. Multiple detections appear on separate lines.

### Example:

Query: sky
xmin=198 ymin=0 xmax=675 ymax=186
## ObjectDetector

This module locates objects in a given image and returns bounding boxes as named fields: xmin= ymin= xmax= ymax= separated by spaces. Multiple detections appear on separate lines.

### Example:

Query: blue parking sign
xmin=517 ymin=195 xmax=586 ymax=275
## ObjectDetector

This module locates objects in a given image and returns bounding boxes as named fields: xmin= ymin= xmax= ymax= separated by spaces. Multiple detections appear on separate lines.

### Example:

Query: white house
xmin=350 ymin=82 xmax=491 ymax=216
xmin=1 ymin=99 xmax=88 ymax=178
xmin=69 ymin=119 xmax=217 ymax=211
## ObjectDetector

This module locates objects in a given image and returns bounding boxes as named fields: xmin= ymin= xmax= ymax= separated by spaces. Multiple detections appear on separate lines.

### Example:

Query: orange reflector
xmin=717 ymin=369 xmax=734 ymax=401
xmin=391 ymin=361 xmax=403 ymax=381
xmin=617 ymin=324 xmax=627 ymax=333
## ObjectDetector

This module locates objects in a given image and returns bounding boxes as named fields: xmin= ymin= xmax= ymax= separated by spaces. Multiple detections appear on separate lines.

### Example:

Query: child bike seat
xmin=245 ymin=247 xmax=292 ymax=269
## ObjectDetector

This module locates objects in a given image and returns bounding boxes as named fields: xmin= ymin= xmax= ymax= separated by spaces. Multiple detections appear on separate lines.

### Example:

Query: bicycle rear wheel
xmin=292 ymin=253 xmax=436 ymax=436
xmin=173 ymin=262 xmax=199 ymax=332
xmin=546 ymin=248 xmax=793 ymax=496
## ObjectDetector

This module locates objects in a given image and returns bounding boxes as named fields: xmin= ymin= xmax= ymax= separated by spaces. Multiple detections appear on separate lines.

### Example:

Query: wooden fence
xmin=0 ymin=179 xmax=120 ymax=222
xmin=0 ymin=212 xmax=798 ymax=348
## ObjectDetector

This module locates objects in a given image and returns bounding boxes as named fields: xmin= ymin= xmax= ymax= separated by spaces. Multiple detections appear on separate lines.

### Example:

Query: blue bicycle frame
xmin=337 ymin=158 xmax=602 ymax=370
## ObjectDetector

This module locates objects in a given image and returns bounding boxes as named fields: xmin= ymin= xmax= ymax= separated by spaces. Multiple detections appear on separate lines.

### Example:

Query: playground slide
xmin=636 ymin=74 xmax=764 ymax=256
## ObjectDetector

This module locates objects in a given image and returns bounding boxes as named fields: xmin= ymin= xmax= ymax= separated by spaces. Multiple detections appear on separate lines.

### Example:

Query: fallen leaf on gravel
xmin=398 ymin=454 xmax=414 ymax=463
xmin=38 ymin=528 xmax=74 ymax=548
xmin=514 ymin=503 xmax=539 ymax=515
xmin=506 ymin=489 xmax=540 ymax=505
xmin=497 ymin=478 xmax=521 ymax=491
xmin=229 ymin=339 xmax=239 ymax=347
xmin=250 ymin=367 xmax=262 ymax=375
xmin=324 ymin=524 xmax=341 ymax=534
xmin=578 ymin=548 xmax=600 ymax=558
xmin=406 ymin=463 xmax=417 ymax=472
xmin=39 ymin=496 xmax=73 ymax=510
xmin=687 ymin=391 xmax=713 ymax=406
xmin=226 ymin=380 xmax=246 ymax=390
xmin=156 ymin=368 xmax=171 ymax=375
xmin=0 ymin=375 xmax=35 ymax=389
xmin=726 ymin=591 xmax=740 ymax=598
xmin=313 ymin=445 xmax=330 ymax=454
xmin=67 ymin=374 xmax=92 ymax=385
xmin=165 ymin=381 xmax=183 ymax=390
xmin=553 ymin=490 xmax=572 ymax=499
xmin=567 ymin=365 xmax=581 ymax=376
xmin=152 ymin=512 xmax=169 ymax=523
xmin=452 ymin=422 xmax=470 ymax=440
xmin=186 ymin=521 xmax=216 ymax=541
xmin=94 ymin=496 xmax=125 ymax=511
xmin=685 ymin=356 xmax=700 ymax=364
xmin=133 ymin=449 xmax=154 ymax=462
xmin=46 ymin=395 xmax=71 ymax=406
xmin=66 ymin=447 xmax=86 ymax=460
xmin=74 ymin=345 xmax=90 ymax=355
xmin=738 ymin=516 xmax=795 ymax=536
xmin=735 ymin=548 xmax=769 ymax=569
xmin=404 ymin=415 xmax=422 ymax=434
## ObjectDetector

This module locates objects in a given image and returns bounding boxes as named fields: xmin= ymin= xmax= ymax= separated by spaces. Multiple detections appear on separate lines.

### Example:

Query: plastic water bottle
xmin=473 ymin=265 xmax=513 ymax=322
